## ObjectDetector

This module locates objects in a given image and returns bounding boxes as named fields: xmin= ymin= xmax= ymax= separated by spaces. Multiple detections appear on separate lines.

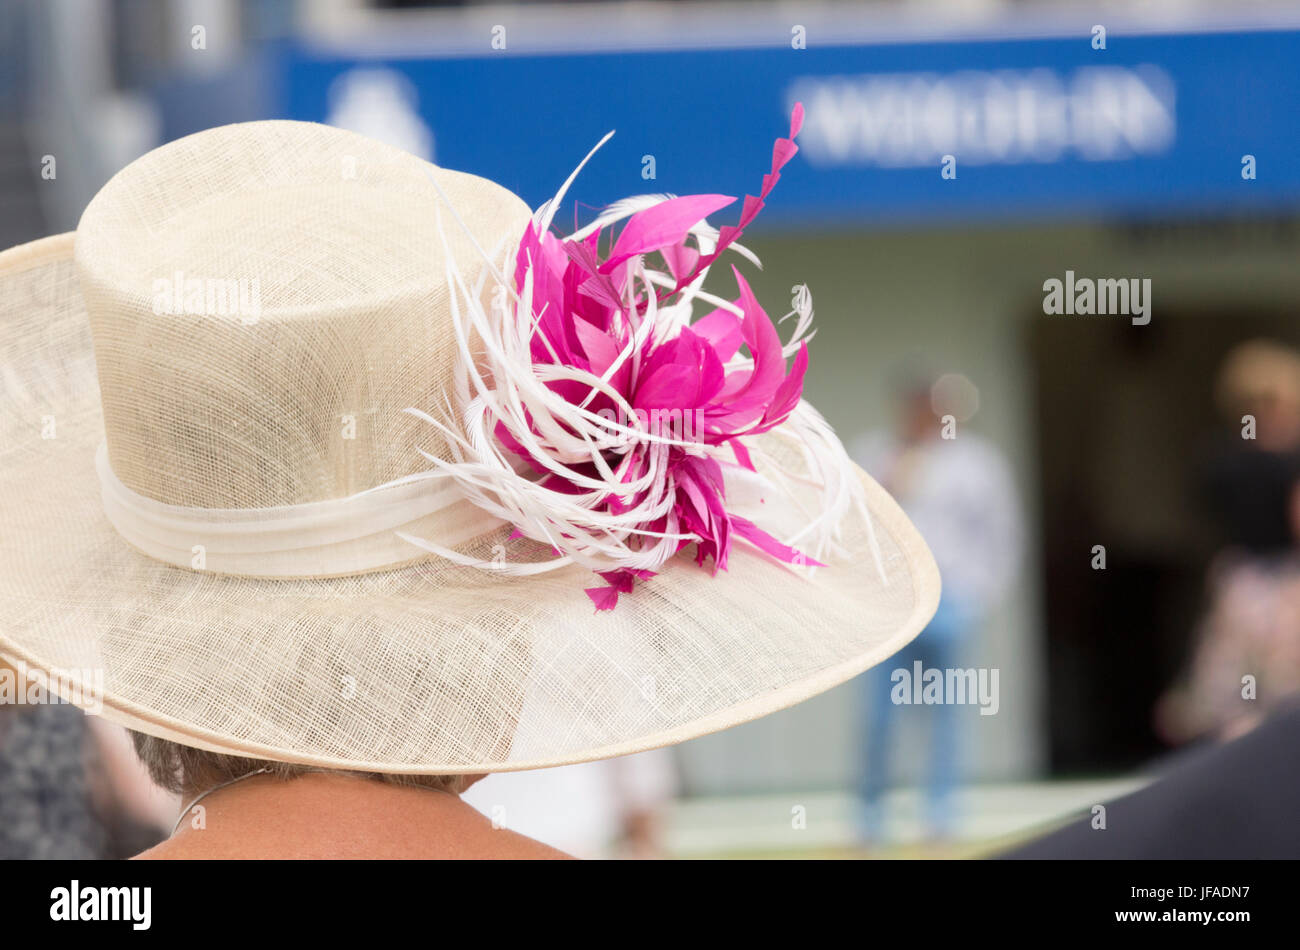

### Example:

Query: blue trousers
xmin=857 ymin=596 xmax=972 ymax=839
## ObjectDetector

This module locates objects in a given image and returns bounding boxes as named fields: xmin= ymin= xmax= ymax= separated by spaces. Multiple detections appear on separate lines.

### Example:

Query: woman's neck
xmin=135 ymin=770 xmax=570 ymax=859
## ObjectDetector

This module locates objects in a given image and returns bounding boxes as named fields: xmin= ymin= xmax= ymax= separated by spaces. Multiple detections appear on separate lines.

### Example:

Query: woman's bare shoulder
xmin=133 ymin=834 xmax=575 ymax=860
xmin=133 ymin=803 xmax=576 ymax=860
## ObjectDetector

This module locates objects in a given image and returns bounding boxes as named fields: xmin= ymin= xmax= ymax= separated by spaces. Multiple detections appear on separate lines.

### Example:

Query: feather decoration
xmin=400 ymin=103 xmax=882 ymax=609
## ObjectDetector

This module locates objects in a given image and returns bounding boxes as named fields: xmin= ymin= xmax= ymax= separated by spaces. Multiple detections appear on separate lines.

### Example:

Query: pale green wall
xmin=678 ymin=216 xmax=1300 ymax=794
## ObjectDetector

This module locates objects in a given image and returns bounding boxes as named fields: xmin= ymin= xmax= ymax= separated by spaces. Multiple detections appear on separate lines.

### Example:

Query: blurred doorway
xmin=1029 ymin=305 xmax=1300 ymax=772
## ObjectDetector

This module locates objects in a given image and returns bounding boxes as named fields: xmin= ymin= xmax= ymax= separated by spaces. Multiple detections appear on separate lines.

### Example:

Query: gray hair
xmin=129 ymin=730 xmax=470 ymax=796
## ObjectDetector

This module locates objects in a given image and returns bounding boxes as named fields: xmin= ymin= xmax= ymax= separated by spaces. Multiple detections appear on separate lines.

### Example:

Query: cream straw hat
xmin=0 ymin=115 xmax=938 ymax=773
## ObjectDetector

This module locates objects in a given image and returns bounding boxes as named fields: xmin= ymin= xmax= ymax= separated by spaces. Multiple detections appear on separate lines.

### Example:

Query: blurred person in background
xmin=462 ymin=749 xmax=678 ymax=859
xmin=1158 ymin=340 xmax=1300 ymax=744
xmin=852 ymin=372 xmax=1023 ymax=844
xmin=0 ymin=658 xmax=177 ymax=858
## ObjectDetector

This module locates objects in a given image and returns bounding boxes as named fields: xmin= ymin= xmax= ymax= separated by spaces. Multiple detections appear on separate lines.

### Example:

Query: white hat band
xmin=94 ymin=442 xmax=497 ymax=578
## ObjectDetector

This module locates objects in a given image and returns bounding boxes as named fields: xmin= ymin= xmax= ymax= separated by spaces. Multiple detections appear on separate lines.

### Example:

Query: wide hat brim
xmin=0 ymin=231 xmax=940 ymax=774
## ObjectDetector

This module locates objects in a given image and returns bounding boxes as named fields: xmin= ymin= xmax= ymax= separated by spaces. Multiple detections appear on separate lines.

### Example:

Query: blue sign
xmin=276 ymin=28 xmax=1300 ymax=227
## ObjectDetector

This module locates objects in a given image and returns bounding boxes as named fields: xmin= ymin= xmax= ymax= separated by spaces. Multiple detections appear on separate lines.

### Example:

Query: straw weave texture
xmin=0 ymin=121 xmax=939 ymax=772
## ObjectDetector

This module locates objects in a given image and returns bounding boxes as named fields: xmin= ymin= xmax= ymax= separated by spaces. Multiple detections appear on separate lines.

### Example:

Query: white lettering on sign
xmin=788 ymin=65 xmax=1175 ymax=167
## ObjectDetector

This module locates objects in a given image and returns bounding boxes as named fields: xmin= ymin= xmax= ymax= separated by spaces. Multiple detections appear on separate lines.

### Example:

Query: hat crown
xmin=75 ymin=120 xmax=531 ymax=508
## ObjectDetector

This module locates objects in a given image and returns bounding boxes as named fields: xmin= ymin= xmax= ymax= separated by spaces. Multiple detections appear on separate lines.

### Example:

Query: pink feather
xmin=508 ymin=104 xmax=819 ymax=609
